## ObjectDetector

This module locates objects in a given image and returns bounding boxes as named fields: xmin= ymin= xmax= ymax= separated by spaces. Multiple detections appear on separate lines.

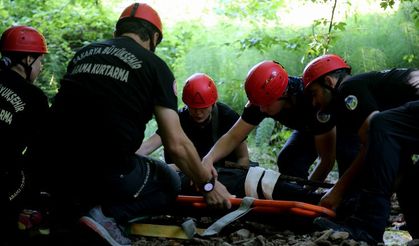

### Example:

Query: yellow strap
xmin=130 ymin=223 xmax=205 ymax=239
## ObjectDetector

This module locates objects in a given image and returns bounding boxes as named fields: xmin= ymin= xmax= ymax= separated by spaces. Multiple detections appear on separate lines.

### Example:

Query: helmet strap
xmin=320 ymin=75 xmax=345 ymax=100
xmin=130 ymin=3 xmax=140 ymax=17
xmin=334 ymin=76 xmax=345 ymax=89
xmin=129 ymin=2 xmax=156 ymax=52
xmin=210 ymin=104 xmax=218 ymax=143
xmin=148 ymin=33 xmax=156 ymax=52
xmin=19 ymin=55 xmax=38 ymax=81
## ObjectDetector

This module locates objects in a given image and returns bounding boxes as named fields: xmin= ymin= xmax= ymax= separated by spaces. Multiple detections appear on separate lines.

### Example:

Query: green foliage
xmin=216 ymin=0 xmax=285 ymax=22
xmin=0 ymin=0 xmax=115 ymax=101
xmin=331 ymin=10 xmax=419 ymax=71
xmin=221 ymin=0 xmax=348 ymax=60
xmin=249 ymin=118 xmax=292 ymax=168
xmin=380 ymin=0 xmax=397 ymax=9
xmin=156 ymin=22 xmax=196 ymax=73
xmin=251 ymin=118 xmax=277 ymax=168
xmin=380 ymin=0 xmax=419 ymax=30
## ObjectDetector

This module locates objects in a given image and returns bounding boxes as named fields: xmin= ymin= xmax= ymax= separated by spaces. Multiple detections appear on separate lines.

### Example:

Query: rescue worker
xmin=28 ymin=3 xmax=231 ymax=245
xmin=202 ymin=60 xmax=355 ymax=193
xmin=303 ymin=53 xmax=419 ymax=244
xmin=0 ymin=25 xmax=49 ymax=244
xmin=138 ymin=72 xmax=250 ymax=169
xmin=138 ymin=73 xmax=251 ymax=197
xmin=137 ymin=73 xmax=254 ymax=197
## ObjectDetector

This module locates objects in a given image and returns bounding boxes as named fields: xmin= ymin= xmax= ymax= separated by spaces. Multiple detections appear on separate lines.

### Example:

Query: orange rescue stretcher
xmin=130 ymin=196 xmax=335 ymax=239
xmin=176 ymin=195 xmax=336 ymax=218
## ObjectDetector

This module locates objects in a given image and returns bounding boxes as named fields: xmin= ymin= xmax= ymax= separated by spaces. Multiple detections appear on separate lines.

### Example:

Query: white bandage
xmin=261 ymin=169 xmax=280 ymax=200
xmin=244 ymin=166 xmax=265 ymax=198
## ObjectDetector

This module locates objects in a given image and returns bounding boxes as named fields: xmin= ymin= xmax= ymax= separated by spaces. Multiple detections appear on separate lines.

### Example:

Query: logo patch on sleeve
xmin=316 ymin=111 xmax=331 ymax=123
xmin=344 ymin=95 xmax=358 ymax=111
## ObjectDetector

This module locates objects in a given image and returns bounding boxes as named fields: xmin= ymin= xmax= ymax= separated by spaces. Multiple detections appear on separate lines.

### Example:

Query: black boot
xmin=314 ymin=191 xmax=390 ymax=245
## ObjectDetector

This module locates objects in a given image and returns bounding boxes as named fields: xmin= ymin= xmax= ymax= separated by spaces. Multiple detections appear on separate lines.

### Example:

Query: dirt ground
xmin=19 ymin=193 xmax=415 ymax=246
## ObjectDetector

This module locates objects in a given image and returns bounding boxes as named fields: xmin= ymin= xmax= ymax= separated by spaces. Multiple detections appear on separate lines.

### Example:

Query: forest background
xmin=2 ymin=0 xmax=418 ymax=169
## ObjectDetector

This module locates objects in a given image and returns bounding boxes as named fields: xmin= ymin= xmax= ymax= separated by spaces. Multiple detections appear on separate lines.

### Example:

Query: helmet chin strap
xmin=319 ymin=76 xmax=345 ymax=112
xmin=19 ymin=56 xmax=38 ymax=82
xmin=149 ymin=35 xmax=156 ymax=53
xmin=321 ymin=75 xmax=344 ymax=95
xmin=334 ymin=76 xmax=345 ymax=91
xmin=148 ymin=30 xmax=161 ymax=52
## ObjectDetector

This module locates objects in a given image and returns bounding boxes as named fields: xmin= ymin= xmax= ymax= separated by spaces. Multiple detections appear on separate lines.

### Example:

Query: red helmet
xmin=118 ymin=3 xmax=163 ymax=42
xmin=244 ymin=60 xmax=288 ymax=107
xmin=0 ymin=26 xmax=48 ymax=54
xmin=303 ymin=54 xmax=350 ymax=89
xmin=182 ymin=73 xmax=218 ymax=108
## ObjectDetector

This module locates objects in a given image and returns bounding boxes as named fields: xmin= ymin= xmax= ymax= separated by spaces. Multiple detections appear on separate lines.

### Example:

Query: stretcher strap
xmin=244 ymin=166 xmax=265 ymax=198
xmin=261 ymin=169 xmax=280 ymax=200
xmin=130 ymin=223 xmax=205 ymax=239
xmin=182 ymin=196 xmax=255 ymax=238
xmin=202 ymin=196 xmax=255 ymax=236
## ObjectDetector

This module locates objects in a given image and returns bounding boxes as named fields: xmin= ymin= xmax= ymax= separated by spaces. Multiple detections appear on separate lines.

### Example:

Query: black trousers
xmin=100 ymin=156 xmax=181 ymax=223
xmin=277 ymin=130 xmax=360 ymax=179
xmin=353 ymin=100 xmax=419 ymax=240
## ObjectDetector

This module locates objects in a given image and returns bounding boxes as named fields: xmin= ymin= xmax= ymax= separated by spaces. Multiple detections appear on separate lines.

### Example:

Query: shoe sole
xmin=79 ymin=216 xmax=130 ymax=246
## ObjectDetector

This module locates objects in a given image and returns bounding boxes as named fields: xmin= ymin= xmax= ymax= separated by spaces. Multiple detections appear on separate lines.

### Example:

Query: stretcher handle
xmin=176 ymin=195 xmax=336 ymax=218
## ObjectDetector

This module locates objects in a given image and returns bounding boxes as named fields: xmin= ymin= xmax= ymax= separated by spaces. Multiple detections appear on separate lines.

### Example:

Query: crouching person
xmin=27 ymin=3 xmax=231 ymax=246
xmin=0 ymin=25 xmax=49 ymax=244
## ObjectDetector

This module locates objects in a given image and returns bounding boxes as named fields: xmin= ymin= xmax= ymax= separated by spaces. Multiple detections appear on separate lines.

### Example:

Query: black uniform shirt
xmin=0 ymin=69 xmax=49 ymax=173
xmin=58 ymin=36 xmax=177 ymax=160
xmin=161 ymin=101 xmax=240 ymax=165
xmin=336 ymin=68 xmax=419 ymax=134
xmin=242 ymin=76 xmax=335 ymax=135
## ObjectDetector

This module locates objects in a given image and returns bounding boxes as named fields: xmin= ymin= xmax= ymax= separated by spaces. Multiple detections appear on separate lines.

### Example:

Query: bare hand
xmin=319 ymin=187 xmax=343 ymax=210
xmin=202 ymin=157 xmax=218 ymax=179
xmin=204 ymin=180 xmax=232 ymax=210
xmin=168 ymin=164 xmax=180 ymax=172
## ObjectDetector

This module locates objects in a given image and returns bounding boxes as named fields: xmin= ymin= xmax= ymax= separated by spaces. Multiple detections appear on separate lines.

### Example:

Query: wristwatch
xmin=201 ymin=176 xmax=215 ymax=193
